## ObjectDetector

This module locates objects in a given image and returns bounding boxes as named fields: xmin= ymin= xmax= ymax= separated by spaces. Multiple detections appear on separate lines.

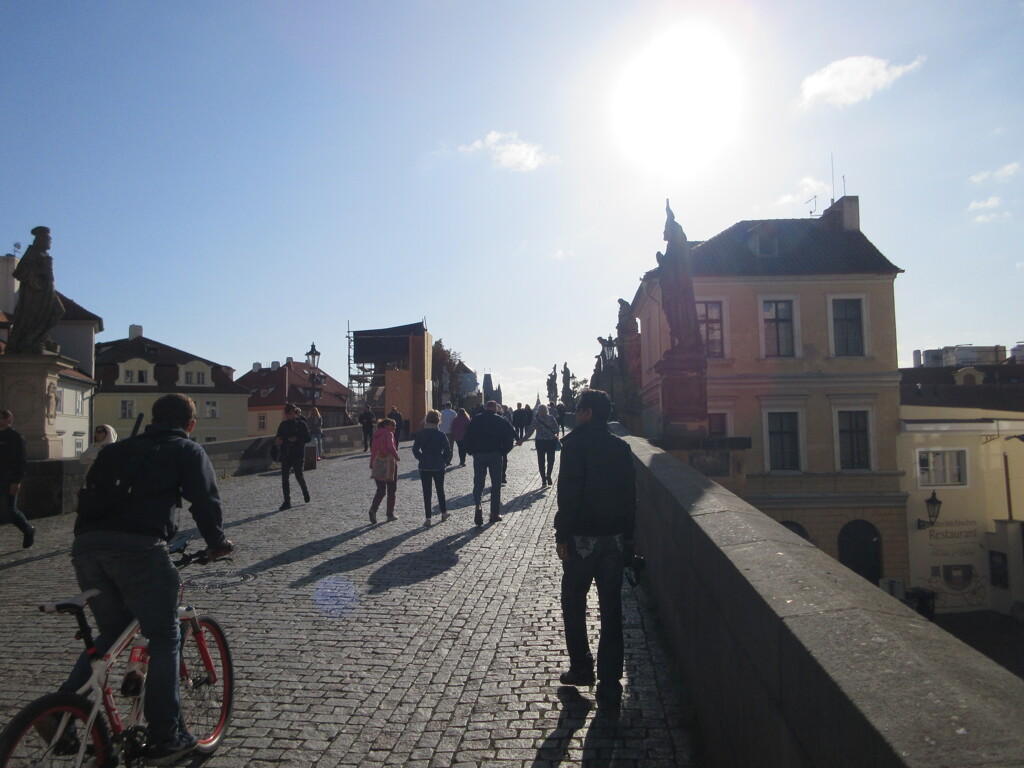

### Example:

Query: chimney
xmin=252 ymin=362 xmax=262 ymax=372
xmin=0 ymin=253 xmax=18 ymax=315
xmin=821 ymin=196 xmax=860 ymax=232
xmin=271 ymin=361 xmax=280 ymax=371
xmin=129 ymin=324 xmax=144 ymax=339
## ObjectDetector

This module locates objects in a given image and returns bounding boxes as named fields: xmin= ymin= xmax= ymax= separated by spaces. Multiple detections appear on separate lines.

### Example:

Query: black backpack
xmin=77 ymin=437 xmax=162 ymax=522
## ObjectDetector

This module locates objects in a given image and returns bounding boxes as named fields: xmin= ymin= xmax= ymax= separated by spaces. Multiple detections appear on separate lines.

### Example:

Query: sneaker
xmin=441 ymin=510 xmax=448 ymax=522
xmin=278 ymin=500 xmax=291 ymax=511
xmin=559 ymin=667 xmax=596 ymax=687
xmin=424 ymin=517 xmax=431 ymax=528
xmin=386 ymin=514 xmax=397 ymax=522
xmin=303 ymin=490 xmax=311 ymax=503
xmin=145 ymin=733 xmax=198 ymax=766
xmin=489 ymin=513 xmax=502 ymax=524
xmin=474 ymin=507 xmax=483 ymax=527
xmin=22 ymin=525 xmax=35 ymax=549
xmin=369 ymin=509 xmax=377 ymax=524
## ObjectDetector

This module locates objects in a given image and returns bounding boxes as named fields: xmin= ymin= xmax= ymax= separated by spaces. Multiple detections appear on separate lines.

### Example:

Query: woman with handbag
xmin=368 ymin=417 xmax=400 ymax=523
xmin=412 ymin=410 xmax=452 ymax=527
xmin=520 ymin=404 xmax=561 ymax=487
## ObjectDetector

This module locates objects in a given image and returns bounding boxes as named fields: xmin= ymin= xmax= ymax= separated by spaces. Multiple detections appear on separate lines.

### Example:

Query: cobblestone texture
xmin=1 ymin=442 xmax=697 ymax=766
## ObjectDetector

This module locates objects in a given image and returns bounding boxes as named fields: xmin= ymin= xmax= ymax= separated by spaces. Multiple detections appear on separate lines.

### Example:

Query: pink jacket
xmin=370 ymin=427 xmax=399 ymax=468
xmin=452 ymin=413 xmax=471 ymax=441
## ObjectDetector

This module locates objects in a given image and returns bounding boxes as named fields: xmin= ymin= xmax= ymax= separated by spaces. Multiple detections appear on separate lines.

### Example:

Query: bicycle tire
xmin=179 ymin=614 xmax=233 ymax=753
xmin=0 ymin=691 xmax=112 ymax=768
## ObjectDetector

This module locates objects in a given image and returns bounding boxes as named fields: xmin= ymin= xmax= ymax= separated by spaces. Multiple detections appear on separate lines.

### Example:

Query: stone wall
xmin=623 ymin=426 xmax=1024 ymax=768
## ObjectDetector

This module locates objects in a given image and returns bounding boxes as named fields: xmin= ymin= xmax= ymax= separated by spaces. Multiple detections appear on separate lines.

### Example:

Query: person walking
xmin=358 ymin=406 xmax=376 ymax=452
xmin=387 ymin=405 xmax=404 ymax=447
xmin=512 ymin=403 xmax=526 ymax=441
xmin=438 ymin=402 xmax=457 ymax=464
xmin=307 ymin=407 xmax=324 ymax=460
xmin=79 ymin=423 xmax=118 ymax=470
xmin=463 ymin=400 xmax=516 ymax=526
xmin=412 ymin=410 xmax=451 ymax=527
xmin=0 ymin=409 xmax=35 ymax=548
xmin=62 ymin=394 xmax=232 ymax=765
xmin=520 ymin=403 xmax=560 ymax=487
xmin=368 ymin=418 xmax=400 ymax=523
xmin=451 ymin=408 xmax=471 ymax=467
xmin=555 ymin=389 xmax=636 ymax=707
xmin=275 ymin=403 xmax=311 ymax=511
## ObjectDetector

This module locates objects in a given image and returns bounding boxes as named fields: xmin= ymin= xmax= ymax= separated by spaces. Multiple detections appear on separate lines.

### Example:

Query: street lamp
xmin=917 ymin=491 xmax=943 ymax=529
xmin=599 ymin=334 xmax=617 ymax=418
xmin=305 ymin=343 xmax=324 ymax=404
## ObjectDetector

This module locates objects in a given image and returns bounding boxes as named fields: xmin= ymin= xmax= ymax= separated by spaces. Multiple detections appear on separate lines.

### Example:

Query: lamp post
xmin=305 ymin=342 xmax=324 ymax=406
xmin=600 ymin=334 xmax=617 ymax=418
xmin=917 ymin=490 xmax=942 ymax=529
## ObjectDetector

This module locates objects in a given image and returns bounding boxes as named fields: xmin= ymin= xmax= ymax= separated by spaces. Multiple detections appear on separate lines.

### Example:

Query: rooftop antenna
xmin=830 ymin=153 xmax=836 ymax=204
xmin=842 ymin=174 xmax=847 ymax=197
xmin=805 ymin=196 xmax=818 ymax=217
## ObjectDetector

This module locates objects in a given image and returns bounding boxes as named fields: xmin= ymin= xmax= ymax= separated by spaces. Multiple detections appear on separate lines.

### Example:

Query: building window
xmin=75 ymin=438 xmax=85 ymax=456
xmin=838 ymin=410 xmax=870 ymax=469
xmin=75 ymin=390 xmax=85 ymax=415
xmin=205 ymin=401 xmax=218 ymax=419
xmin=204 ymin=436 xmax=217 ymax=443
xmin=120 ymin=400 xmax=135 ymax=419
xmin=708 ymin=413 xmax=728 ymax=437
xmin=55 ymin=387 xmax=64 ymax=414
xmin=697 ymin=301 xmax=724 ymax=358
xmin=918 ymin=450 xmax=967 ymax=486
xmin=124 ymin=370 xmax=135 ymax=384
xmin=832 ymin=298 xmax=864 ymax=356
xmin=258 ymin=413 xmax=267 ymax=430
xmin=768 ymin=412 xmax=800 ymax=470
xmin=137 ymin=369 xmax=148 ymax=384
xmin=763 ymin=300 xmax=795 ymax=357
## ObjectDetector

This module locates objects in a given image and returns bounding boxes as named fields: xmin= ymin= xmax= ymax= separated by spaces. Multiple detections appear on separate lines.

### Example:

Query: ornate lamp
xmin=917 ymin=491 xmax=942 ymax=529
xmin=305 ymin=343 xmax=324 ymax=401
xmin=305 ymin=342 xmax=321 ymax=370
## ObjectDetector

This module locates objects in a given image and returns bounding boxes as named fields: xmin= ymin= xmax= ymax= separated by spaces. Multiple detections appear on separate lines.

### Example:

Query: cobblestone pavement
xmin=1 ymin=441 xmax=697 ymax=767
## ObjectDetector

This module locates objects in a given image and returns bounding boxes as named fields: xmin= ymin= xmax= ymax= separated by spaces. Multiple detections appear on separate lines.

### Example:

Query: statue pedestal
xmin=0 ymin=353 xmax=74 ymax=459
xmin=654 ymin=348 xmax=708 ymax=437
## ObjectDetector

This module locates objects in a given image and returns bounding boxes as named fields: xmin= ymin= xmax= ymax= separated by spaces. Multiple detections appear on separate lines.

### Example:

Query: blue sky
xmin=2 ymin=1 xmax=1022 ymax=406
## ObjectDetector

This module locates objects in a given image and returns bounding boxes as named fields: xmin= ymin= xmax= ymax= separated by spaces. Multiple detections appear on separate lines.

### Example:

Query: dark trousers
xmin=281 ymin=455 xmax=308 ymax=502
xmin=455 ymin=440 xmax=468 ymax=465
xmin=561 ymin=534 xmax=626 ymax=683
xmin=536 ymin=439 xmax=557 ymax=481
xmin=516 ymin=424 xmax=526 ymax=440
xmin=371 ymin=480 xmax=397 ymax=515
xmin=472 ymin=451 xmax=503 ymax=517
xmin=361 ymin=426 xmax=373 ymax=451
xmin=419 ymin=469 xmax=446 ymax=517
xmin=1 ymin=491 xmax=32 ymax=535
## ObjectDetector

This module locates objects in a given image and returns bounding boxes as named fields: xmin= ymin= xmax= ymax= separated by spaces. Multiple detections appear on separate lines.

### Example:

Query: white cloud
xmin=971 ymin=211 xmax=1011 ymax=224
xmin=971 ymin=161 xmax=1020 ymax=183
xmin=800 ymin=54 xmax=926 ymax=109
xmin=968 ymin=196 xmax=1001 ymax=211
xmin=551 ymin=248 xmax=576 ymax=260
xmin=457 ymin=130 xmax=558 ymax=172
xmin=775 ymin=177 xmax=831 ymax=208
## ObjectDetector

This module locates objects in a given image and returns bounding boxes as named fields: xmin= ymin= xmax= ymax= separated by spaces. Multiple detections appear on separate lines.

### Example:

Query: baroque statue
xmin=8 ymin=226 xmax=65 ymax=355
xmin=547 ymin=365 xmax=558 ymax=403
xmin=655 ymin=201 xmax=703 ymax=358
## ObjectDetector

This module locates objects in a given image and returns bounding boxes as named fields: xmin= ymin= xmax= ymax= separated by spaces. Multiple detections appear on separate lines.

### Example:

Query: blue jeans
xmin=561 ymin=534 xmax=626 ymax=682
xmin=1 ymin=490 xmax=32 ymax=535
xmin=62 ymin=547 xmax=183 ymax=744
xmin=472 ymin=452 xmax=504 ymax=517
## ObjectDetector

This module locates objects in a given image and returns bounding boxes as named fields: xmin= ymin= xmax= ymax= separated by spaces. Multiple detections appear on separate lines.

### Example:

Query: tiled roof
xmin=691 ymin=219 xmax=903 ymax=277
xmin=56 ymin=292 xmax=103 ymax=331
xmin=96 ymin=335 xmax=221 ymax=368
xmin=900 ymin=364 xmax=1024 ymax=413
xmin=94 ymin=335 xmax=249 ymax=395
xmin=236 ymin=360 xmax=351 ymax=409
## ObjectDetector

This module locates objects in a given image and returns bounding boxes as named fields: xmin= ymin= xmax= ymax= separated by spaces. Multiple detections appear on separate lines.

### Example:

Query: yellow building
xmin=900 ymin=363 xmax=1024 ymax=614
xmin=630 ymin=197 xmax=909 ymax=582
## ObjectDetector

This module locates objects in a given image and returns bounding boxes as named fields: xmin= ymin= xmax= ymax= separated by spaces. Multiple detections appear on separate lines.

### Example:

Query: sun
xmin=609 ymin=21 xmax=744 ymax=178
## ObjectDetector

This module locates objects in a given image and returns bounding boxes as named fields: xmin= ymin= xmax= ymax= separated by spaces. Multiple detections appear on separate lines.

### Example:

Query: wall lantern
xmin=917 ymin=491 xmax=942 ymax=529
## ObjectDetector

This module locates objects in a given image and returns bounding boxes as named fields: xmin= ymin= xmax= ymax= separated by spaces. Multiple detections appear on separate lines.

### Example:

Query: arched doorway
xmin=838 ymin=519 xmax=882 ymax=585
xmin=781 ymin=521 xmax=811 ymax=542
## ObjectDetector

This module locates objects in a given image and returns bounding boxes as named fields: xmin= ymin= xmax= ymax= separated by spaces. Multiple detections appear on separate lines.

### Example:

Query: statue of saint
xmin=561 ymin=363 xmax=574 ymax=408
xmin=547 ymin=365 xmax=558 ymax=403
xmin=9 ymin=226 xmax=65 ymax=354
xmin=656 ymin=201 xmax=703 ymax=358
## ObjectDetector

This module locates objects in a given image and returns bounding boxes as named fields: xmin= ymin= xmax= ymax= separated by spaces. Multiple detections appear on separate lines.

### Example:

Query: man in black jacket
xmin=463 ymin=400 xmax=516 ymax=526
xmin=555 ymin=389 xmax=635 ymax=705
xmin=358 ymin=406 xmax=375 ymax=451
xmin=0 ymin=409 xmax=35 ymax=548
xmin=65 ymin=394 xmax=232 ymax=765
xmin=276 ymin=402 xmax=311 ymax=511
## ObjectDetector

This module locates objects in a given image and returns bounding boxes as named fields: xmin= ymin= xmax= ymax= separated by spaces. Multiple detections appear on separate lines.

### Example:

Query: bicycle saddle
xmin=40 ymin=588 xmax=101 ymax=614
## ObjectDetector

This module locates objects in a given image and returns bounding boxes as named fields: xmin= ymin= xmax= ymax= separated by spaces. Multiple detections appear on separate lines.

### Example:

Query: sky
xmin=2 ymin=1 xmax=1022 ymax=407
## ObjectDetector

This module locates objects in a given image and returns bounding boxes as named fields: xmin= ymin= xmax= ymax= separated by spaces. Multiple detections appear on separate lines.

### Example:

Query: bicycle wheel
xmin=0 ymin=691 xmax=112 ymax=768
xmin=179 ymin=614 xmax=233 ymax=753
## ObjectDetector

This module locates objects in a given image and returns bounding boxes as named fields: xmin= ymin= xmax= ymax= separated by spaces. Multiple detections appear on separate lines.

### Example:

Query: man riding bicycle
xmin=61 ymin=393 xmax=233 ymax=766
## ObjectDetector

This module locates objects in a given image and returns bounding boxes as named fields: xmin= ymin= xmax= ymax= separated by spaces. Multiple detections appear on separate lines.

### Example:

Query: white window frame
xmin=828 ymin=395 xmax=877 ymax=472
xmin=258 ymin=413 xmax=267 ymax=430
xmin=917 ymin=448 xmax=969 ymax=488
xmin=758 ymin=294 xmax=801 ymax=359
xmin=827 ymin=293 xmax=870 ymax=358
xmin=760 ymin=398 xmax=808 ymax=473
xmin=75 ymin=390 xmax=85 ymax=416
xmin=695 ymin=295 xmax=730 ymax=359
xmin=205 ymin=400 xmax=219 ymax=419
xmin=118 ymin=359 xmax=155 ymax=387
xmin=178 ymin=362 xmax=213 ymax=388
xmin=120 ymin=400 xmax=135 ymax=419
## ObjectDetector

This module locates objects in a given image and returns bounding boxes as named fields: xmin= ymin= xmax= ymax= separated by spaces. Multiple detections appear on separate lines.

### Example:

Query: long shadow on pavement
xmin=290 ymin=523 xmax=427 ymax=588
xmin=530 ymin=686 xmax=593 ymax=767
xmin=245 ymin=523 xmax=375 ymax=576
xmin=365 ymin=526 xmax=483 ymax=593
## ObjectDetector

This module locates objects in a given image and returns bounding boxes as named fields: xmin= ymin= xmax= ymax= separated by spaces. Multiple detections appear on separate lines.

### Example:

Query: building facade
xmin=237 ymin=357 xmax=351 ymax=438
xmin=93 ymin=325 xmax=249 ymax=444
xmin=629 ymin=197 xmax=910 ymax=582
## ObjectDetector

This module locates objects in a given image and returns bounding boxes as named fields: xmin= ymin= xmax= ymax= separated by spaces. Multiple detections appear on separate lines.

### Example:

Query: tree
xmin=431 ymin=339 xmax=463 ymax=408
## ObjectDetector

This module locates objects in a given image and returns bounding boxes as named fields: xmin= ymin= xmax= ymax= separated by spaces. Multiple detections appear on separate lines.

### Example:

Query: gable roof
xmin=690 ymin=219 xmax=903 ymax=277
xmin=901 ymin=364 xmax=1024 ymax=413
xmin=94 ymin=335 xmax=249 ymax=395
xmin=95 ymin=335 xmax=224 ymax=368
xmin=57 ymin=292 xmax=104 ymax=331
xmin=236 ymin=359 xmax=351 ymax=410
